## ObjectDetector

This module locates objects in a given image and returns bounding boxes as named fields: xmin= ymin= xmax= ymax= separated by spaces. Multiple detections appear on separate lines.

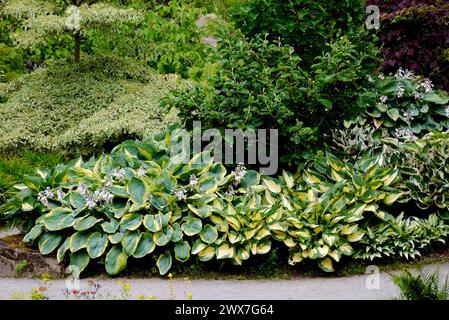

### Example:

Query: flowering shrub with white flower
xmin=346 ymin=68 xmax=449 ymax=139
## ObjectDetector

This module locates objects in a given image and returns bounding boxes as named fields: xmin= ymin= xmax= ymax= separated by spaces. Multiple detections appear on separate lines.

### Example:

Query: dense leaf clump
xmin=0 ymin=55 xmax=182 ymax=155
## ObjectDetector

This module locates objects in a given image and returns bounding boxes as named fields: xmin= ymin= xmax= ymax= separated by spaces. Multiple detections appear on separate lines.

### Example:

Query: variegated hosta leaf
xmin=156 ymin=250 xmax=172 ymax=275
xmin=105 ymin=245 xmax=128 ymax=276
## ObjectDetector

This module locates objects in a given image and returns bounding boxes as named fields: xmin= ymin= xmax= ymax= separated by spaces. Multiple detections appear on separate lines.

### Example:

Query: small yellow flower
xmin=41 ymin=273 xmax=50 ymax=282
xmin=149 ymin=295 xmax=156 ymax=300
xmin=124 ymin=282 xmax=131 ymax=291
xmin=186 ymin=292 xmax=193 ymax=300
xmin=137 ymin=294 xmax=145 ymax=300
xmin=168 ymin=273 xmax=173 ymax=279
xmin=118 ymin=280 xmax=123 ymax=285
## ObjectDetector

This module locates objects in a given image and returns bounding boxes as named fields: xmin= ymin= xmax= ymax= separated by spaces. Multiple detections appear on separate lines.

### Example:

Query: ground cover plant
xmin=0 ymin=54 xmax=182 ymax=155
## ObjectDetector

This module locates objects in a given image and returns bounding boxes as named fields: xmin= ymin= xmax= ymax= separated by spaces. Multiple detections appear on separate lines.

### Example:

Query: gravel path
xmin=1 ymin=263 xmax=448 ymax=300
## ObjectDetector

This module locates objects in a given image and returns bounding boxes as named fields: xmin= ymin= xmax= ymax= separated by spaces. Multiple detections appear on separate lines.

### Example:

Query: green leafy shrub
xmin=164 ymin=30 xmax=378 ymax=165
xmin=88 ymin=0 xmax=227 ymax=79
xmin=345 ymin=70 xmax=449 ymax=138
xmin=392 ymin=269 xmax=449 ymax=300
xmin=231 ymin=0 xmax=367 ymax=69
xmin=0 ymin=54 xmax=182 ymax=155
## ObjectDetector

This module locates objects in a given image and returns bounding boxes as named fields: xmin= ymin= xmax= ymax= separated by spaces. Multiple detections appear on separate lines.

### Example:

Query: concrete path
xmin=1 ymin=263 xmax=448 ymax=300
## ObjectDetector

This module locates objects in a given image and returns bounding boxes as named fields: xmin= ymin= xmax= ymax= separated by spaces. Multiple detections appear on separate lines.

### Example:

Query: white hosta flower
xmin=137 ymin=166 xmax=147 ymax=177
xmin=380 ymin=96 xmax=388 ymax=103
xmin=445 ymin=106 xmax=449 ymax=118
xmin=420 ymin=78 xmax=434 ymax=93
xmin=395 ymin=128 xmax=416 ymax=140
xmin=93 ymin=187 xmax=114 ymax=204
xmin=378 ymin=74 xmax=385 ymax=81
xmin=112 ymin=168 xmax=126 ymax=181
xmin=173 ymin=187 xmax=187 ymax=201
xmin=57 ymin=189 xmax=65 ymax=202
xmin=397 ymin=86 xmax=405 ymax=98
xmin=232 ymin=163 xmax=247 ymax=185
xmin=37 ymin=192 xmax=49 ymax=207
xmin=104 ymin=179 xmax=113 ymax=188
xmin=85 ymin=197 xmax=97 ymax=210
xmin=189 ymin=174 xmax=199 ymax=188
xmin=402 ymin=109 xmax=414 ymax=123
xmin=414 ymin=92 xmax=423 ymax=100
xmin=395 ymin=68 xmax=415 ymax=80
xmin=77 ymin=183 xmax=88 ymax=197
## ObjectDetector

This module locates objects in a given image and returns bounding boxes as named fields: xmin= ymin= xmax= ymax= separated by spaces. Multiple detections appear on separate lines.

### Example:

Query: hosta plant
xmin=356 ymin=213 xmax=449 ymax=261
xmin=345 ymin=69 xmax=449 ymax=139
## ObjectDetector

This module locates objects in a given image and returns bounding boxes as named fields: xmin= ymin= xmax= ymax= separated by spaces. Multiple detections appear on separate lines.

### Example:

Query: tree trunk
xmin=74 ymin=33 xmax=81 ymax=63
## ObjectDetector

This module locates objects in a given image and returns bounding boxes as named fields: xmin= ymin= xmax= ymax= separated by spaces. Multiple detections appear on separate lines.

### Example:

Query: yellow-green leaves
xmin=38 ymin=232 xmax=62 ymax=255
xmin=318 ymin=258 xmax=334 ymax=272
xmin=127 ymin=177 xmax=149 ymax=211
xmin=120 ymin=213 xmax=143 ymax=231
xmin=174 ymin=241 xmax=191 ymax=262
xmin=87 ymin=232 xmax=109 ymax=259
xmin=157 ymin=250 xmax=172 ymax=275
xmin=133 ymin=233 xmax=156 ymax=258
xmin=105 ymin=246 xmax=128 ymax=276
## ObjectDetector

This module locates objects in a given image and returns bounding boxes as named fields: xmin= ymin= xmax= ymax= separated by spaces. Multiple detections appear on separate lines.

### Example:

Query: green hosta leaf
xmin=262 ymin=178 xmax=281 ymax=193
xmin=423 ymin=91 xmax=449 ymax=105
xmin=347 ymin=231 xmax=365 ymax=242
xmin=384 ymin=193 xmax=404 ymax=205
xmin=174 ymin=241 xmax=191 ymax=262
xmin=150 ymin=192 xmax=168 ymax=210
xmin=108 ymin=231 xmax=125 ymax=244
xmin=240 ymin=170 xmax=260 ymax=188
xmin=153 ymin=227 xmax=173 ymax=246
xmin=87 ymin=232 xmax=109 ymax=259
xmin=199 ymin=224 xmax=218 ymax=244
xmin=57 ymin=237 xmax=70 ymax=263
xmin=101 ymin=219 xmax=120 ymax=234
xmin=143 ymin=214 xmax=163 ymax=232
xmin=182 ymin=218 xmax=203 ymax=236
xmin=69 ymin=192 xmax=86 ymax=209
xmin=111 ymin=200 xmax=130 ymax=219
xmin=23 ymin=224 xmax=43 ymax=243
xmin=105 ymin=246 xmax=128 ymax=276
xmin=387 ymin=108 xmax=399 ymax=121
xmin=70 ymin=231 xmax=90 ymax=252
xmin=216 ymin=243 xmax=235 ymax=259
xmin=188 ymin=204 xmax=212 ymax=219
xmin=69 ymin=251 xmax=90 ymax=274
xmin=198 ymin=246 xmax=215 ymax=261
xmin=122 ymin=231 xmax=141 ymax=256
xmin=120 ymin=213 xmax=143 ymax=231
xmin=207 ymin=163 xmax=227 ymax=181
xmin=127 ymin=177 xmax=148 ymax=211
xmin=191 ymin=239 xmax=207 ymax=254
xmin=157 ymin=250 xmax=172 ymax=275
xmin=74 ymin=216 xmax=102 ymax=231
xmin=282 ymin=170 xmax=295 ymax=189
xmin=170 ymin=223 xmax=183 ymax=242
xmin=38 ymin=232 xmax=62 ymax=255
xmin=257 ymin=240 xmax=271 ymax=254
xmin=318 ymin=258 xmax=334 ymax=272
xmin=339 ymin=243 xmax=353 ymax=256
xmin=197 ymin=176 xmax=218 ymax=193
xmin=43 ymin=208 xmax=76 ymax=231
xmin=133 ymin=232 xmax=156 ymax=258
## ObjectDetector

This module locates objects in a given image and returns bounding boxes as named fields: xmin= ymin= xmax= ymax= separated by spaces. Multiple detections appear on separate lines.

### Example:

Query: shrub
xmin=367 ymin=0 xmax=449 ymax=91
xmin=87 ymin=0 xmax=228 ymax=79
xmin=0 ymin=54 xmax=182 ymax=155
xmin=164 ymin=30 xmax=378 ymax=166
xmin=231 ymin=0 xmax=367 ymax=69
